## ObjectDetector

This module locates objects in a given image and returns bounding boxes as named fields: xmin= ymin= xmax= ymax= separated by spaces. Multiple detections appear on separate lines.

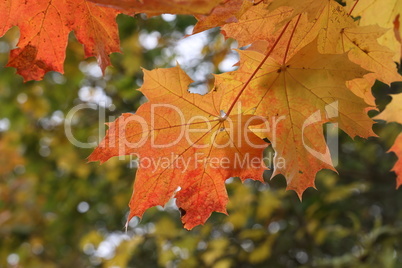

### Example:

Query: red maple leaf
xmin=0 ymin=0 xmax=121 ymax=81
xmin=89 ymin=66 xmax=268 ymax=229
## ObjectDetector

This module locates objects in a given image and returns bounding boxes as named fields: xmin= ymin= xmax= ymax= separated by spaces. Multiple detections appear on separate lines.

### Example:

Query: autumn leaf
xmin=222 ymin=0 xmax=401 ymax=115
xmin=89 ymin=0 xmax=224 ymax=16
xmin=0 ymin=0 xmax=120 ymax=81
xmin=389 ymin=134 xmax=402 ymax=188
xmin=296 ymin=1 xmax=402 ymax=104
xmin=346 ymin=0 xmax=402 ymax=62
xmin=89 ymin=66 xmax=268 ymax=229
xmin=79 ymin=0 xmax=401 ymax=227
xmin=215 ymin=41 xmax=374 ymax=197
xmin=306 ymin=3 xmax=402 ymax=86
xmin=374 ymin=93 xmax=402 ymax=124
xmin=262 ymin=1 xmax=402 ymax=86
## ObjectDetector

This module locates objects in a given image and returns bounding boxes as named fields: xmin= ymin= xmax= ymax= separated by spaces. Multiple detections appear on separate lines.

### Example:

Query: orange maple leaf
xmin=215 ymin=41 xmax=373 ymax=197
xmin=286 ymin=1 xmax=402 ymax=86
xmin=83 ymin=0 xmax=402 ymax=227
xmin=0 ymin=0 xmax=121 ymax=81
xmin=89 ymin=0 xmax=224 ymax=16
xmin=276 ymin=1 xmax=402 ymax=101
xmin=89 ymin=66 xmax=268 ymax=229
xmin=390 ymin=134 xmax=402 ymax=188
xmin=224 ymin=0 xmax=401 ymax=104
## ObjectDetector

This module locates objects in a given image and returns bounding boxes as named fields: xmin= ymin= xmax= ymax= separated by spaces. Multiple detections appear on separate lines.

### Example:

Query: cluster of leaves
xmin=0 ymin=13 xmax=187 ymax=266
xmin=2 ymin=0 xmax=402 ymax=229
xmin=1 ymin=1 xmax=402 ymax=267
xmin=1 ymin=0 xmax=402 ymax=230
xmin=90 ymin=0 xmax=402 ymax=229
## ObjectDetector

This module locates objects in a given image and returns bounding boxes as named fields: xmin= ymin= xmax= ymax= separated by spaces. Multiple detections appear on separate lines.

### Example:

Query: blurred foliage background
xmin=1 ymin=12 xmax=402 ymax=268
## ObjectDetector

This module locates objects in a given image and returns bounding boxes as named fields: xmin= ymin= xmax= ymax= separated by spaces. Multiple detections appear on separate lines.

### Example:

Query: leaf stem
xmin=283 ymin=14 xmax=301 ymax=65
xmin=348 ymin=0 xmax=359 ymax=16
xmin=226 ymin=20 xmax=292 ymax=116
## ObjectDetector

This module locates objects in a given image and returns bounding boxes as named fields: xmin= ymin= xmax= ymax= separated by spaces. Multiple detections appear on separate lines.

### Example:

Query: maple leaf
xmin=228 ymin=0 xmax=402 ymax=106
xmin=389 ymin=134 xmax=402 ymax=188
xmin=346 ymin=0 xmax=402 ymax=62
xmin=0 ymin=0 xmax=120 ymax=81
xmin=374 ymin=93 xmax=402 ymax=124
xmin=295 ymin=1 xmax=402 ymax=105
xmin=306 ymin=3 xmax=402 ymax=86
xmin=89 ymin=66 xmax=268 ymax=229
xmin=89 ymin=0 xmax=223 ymax=16
xmin=264 ymin=1 xmax=402 ymax=86
xmin=215 ymin=41 xmax=374 ymax=197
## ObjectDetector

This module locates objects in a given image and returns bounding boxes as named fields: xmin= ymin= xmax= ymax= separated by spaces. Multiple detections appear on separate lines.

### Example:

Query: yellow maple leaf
xmin=215 ymin=41 xmax=374 ymax=197
xmin=346 ymin=0 xmax=402 ymax=62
